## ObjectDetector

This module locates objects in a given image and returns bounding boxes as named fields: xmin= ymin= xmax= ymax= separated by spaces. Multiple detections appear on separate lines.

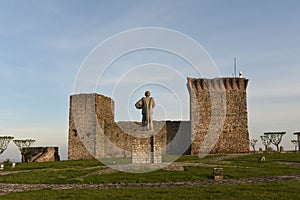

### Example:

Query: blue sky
xmin=0 ymin=0 xmax=299 ymax=161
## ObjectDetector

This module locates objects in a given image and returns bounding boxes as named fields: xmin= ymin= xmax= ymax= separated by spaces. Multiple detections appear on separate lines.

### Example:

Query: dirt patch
xmin=275 ymin=162 xmax=300 ymax=168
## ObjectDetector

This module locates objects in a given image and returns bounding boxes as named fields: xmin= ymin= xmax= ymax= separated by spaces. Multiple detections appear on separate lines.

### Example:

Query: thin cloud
xmin=249 ymin=85 xmax=300 ymax=99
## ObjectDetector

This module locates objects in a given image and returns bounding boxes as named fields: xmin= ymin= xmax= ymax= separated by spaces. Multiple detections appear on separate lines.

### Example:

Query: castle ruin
xmin=68 ymin=77 xmax=249 ymax=161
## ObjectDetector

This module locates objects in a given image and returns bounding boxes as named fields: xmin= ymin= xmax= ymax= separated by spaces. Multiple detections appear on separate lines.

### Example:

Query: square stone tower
xmin=68 ymin=93 xmax=114 ymax=160
xmin=187 ymin=78 xmax=249 ymax=155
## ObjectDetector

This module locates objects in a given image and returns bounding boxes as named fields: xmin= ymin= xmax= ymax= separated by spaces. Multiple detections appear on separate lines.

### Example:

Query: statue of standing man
xmin=135 ymin=91 xmax=155 ymax=131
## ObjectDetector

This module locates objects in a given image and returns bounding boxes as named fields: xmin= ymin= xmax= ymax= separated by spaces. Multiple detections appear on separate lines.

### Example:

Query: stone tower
xmin=187 ymin=78 xmax=249 ymax=155
xmin=68 ymin=93 xmax=114 ymax=160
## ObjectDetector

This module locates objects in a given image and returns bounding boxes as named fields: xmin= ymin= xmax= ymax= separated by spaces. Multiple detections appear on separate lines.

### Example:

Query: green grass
xmin=0 ymin=166 xmax=212 ymax=184
xmin=84 ymin=167 xmax=213 ymax=184
xmin=1 ymin=180 xmax=300 ymax=200
xmin=0 ymin=168 xmax=100 ymax=184
xmin=170 ymin=154 xmax=225 ymax=163
xmin=0 ymin=153 xmax=300 ymax=199
xmin=227 ymin=152 xmax=300 ymax=163
xmin=210 ymin=153 xmax=300 ymax=167
xmin=0 ymin=153 xmax=299 ymax=185
xmin=208 ymin=153 xmax=300 ymax=178
xmin=98 ymin=157 xmax=132 ymax=165
xmin=3 ymin=158 xmax=102 ymax=171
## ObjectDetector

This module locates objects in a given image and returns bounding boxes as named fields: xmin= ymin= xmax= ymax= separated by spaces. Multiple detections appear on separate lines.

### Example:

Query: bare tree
xmin=260 ymin=135 xmax=271 ymax=151
xmin=0 ymin=136 xmax=14 ymax=155
xmin=13 ymin=139 xmax=36 ymax=162
xmin=250 ymin=139 xmax=258 ymax=152
xmin=264 ymin=132 xmax=286 ymax=152
xmin=291 ymin=140 xmax=298 ymax=152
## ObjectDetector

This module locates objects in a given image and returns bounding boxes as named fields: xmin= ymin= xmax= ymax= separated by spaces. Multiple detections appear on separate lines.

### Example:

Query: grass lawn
xmin=218 ymin=152 xmax=300 ymax=164
xmin=0 ymin=153 xmax=299 ymax=184
xmin=1 ymin=180 xmax=300 ymax=200
xmin=0 ymin=153 xmax=300 ymax=199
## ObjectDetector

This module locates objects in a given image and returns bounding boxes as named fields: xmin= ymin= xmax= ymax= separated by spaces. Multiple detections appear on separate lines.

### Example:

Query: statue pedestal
xmin=132 ymin=133 xmax=162 ymax=164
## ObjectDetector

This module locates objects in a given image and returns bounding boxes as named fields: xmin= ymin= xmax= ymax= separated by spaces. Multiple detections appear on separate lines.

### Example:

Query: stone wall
xmin=68 ymin=77 xmax=249 ymax=160
xmin=132 ymin=135 xmax=162 ymax=164
xmin=68 ymin=93 xmax=190 ymax=160
xmin=24 ymin=147 xmax=60 ymax=162
xmin=104 ymin=121 xmax=190 ymax=158
xmin=68 ymin=93 xmax=114 ymax=160
xmin=187 ymin=78 xmax=249 ymax=155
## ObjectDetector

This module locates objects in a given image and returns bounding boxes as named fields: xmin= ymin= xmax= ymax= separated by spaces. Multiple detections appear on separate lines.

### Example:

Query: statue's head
xmin=145 ymin=91 xmax=151 ymax=97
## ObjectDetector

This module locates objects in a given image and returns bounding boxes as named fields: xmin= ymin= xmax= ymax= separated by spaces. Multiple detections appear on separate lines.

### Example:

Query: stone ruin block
xmin=212 ymin=167 xmax=223 ymax=180
xmin=24 ymin=147 xmax=60 ymax=162
xmin=132 ymin=136 xmax=162 ymax=164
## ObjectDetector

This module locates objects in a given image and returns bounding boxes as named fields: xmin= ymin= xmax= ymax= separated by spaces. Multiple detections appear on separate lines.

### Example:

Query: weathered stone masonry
xmin=187 ymin=78 xmax=249 ymax=155
xmin=68 ymin=94 xmax=114 ymax=160
xmin=68 ymin=77 xmax=249 ymax=160
xmin=24 ymin=147 xmax=60 ymax=162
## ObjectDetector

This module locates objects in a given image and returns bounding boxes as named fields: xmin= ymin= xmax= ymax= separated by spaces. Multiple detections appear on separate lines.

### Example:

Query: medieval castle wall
xmin=68 ymin=93 xmax=190 ymax=160
xmin=68 ymin=77 xmax=249 ymax=160
xmin=187 ymin=78 xmax=249 ymax=155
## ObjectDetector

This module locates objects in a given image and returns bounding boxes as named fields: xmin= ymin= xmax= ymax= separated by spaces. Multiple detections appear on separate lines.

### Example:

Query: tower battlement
xmin=187 ymin=77 xmax=248 ymax=91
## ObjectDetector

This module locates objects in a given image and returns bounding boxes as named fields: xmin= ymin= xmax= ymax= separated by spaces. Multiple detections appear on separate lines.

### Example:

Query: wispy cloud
xmin=249 ymin=84 xmax=300 ymax=99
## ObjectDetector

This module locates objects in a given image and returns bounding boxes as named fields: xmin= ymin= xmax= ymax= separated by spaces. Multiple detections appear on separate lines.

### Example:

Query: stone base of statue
xmin=132 ymin=132 xmax=162 ymax=164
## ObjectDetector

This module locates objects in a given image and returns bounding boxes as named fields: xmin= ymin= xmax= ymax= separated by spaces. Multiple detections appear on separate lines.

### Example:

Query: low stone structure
xmin=212 ymin=168 xmax=223 ymax=180
xmin=68 ymin=77 xmax=250 ymax=160
xmin=132 ymin=135 xmax=162 ymax=164
xmin=294 ymin=132 xmax=300 ymax=153
xmin=24 ymin=147 xmax=60 ymax=162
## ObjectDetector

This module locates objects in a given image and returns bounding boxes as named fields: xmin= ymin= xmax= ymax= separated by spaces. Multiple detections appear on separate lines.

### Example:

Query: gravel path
xmin=201 ymin=154 xmax=249 ymax=162
xmin=1 ymin=173 xmax=300 ymax=195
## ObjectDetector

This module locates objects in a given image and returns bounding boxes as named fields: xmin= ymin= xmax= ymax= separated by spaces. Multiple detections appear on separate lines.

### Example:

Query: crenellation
xmin=218 ymin=79 xmax=225 ymax=90
xmin=189 ymin=78 xmax=249 ymax=92
xmin=195 ymin=79 xmax=201 ymax=91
